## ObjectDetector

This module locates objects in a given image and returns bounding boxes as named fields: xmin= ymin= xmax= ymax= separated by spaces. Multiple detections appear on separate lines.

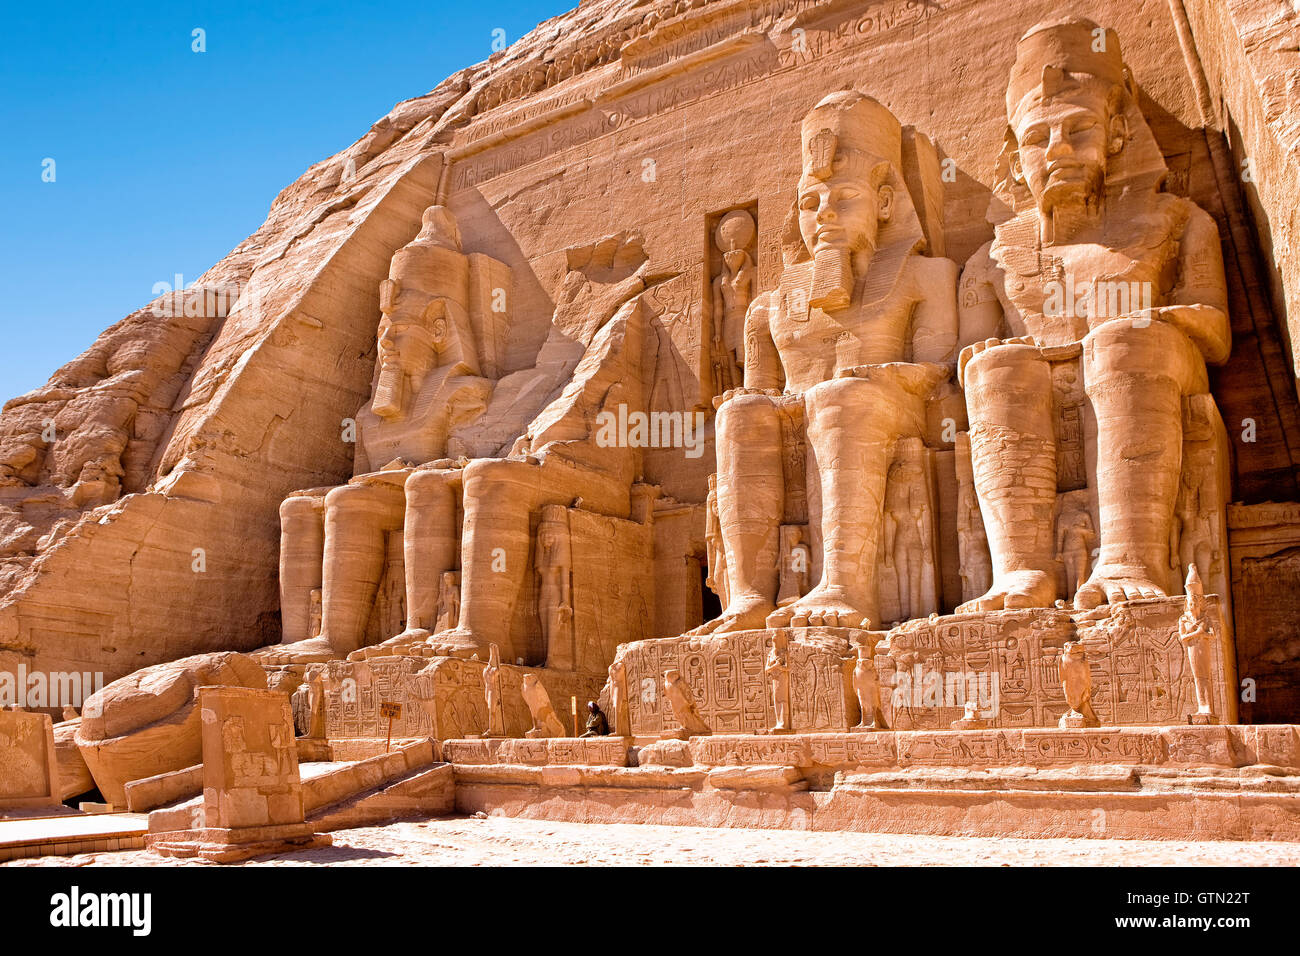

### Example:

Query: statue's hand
xmin=1143 ymin=304 xmax=1231 ymax=365
xmin=957 ymin=336 xmax=1036 ymax=386
xmin=715 ymin=386 xmax=777 ymax=409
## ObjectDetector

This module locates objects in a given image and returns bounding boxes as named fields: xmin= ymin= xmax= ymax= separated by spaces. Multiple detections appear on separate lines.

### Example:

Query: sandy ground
xmin=6 ymin=816 xmax=1300 ymax=866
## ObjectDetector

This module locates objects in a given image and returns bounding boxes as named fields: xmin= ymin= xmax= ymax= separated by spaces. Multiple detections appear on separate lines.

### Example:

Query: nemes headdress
xmin=387 ymin=205 xmax=465 ymax=293
xmin=1006 ymin=18 xmax=1126 ymax=122
xmin=800 ymin=91 xmax=902 ymax=187
xmin=989 ymin=18 xmax=1168 ymax=219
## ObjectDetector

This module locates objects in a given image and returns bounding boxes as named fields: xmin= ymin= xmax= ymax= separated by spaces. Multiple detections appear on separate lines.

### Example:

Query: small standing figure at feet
xmin=1178 ymin=564 xmax=1218 ymax=724
xmin=608 ymin=658 xmax=630 ymax=736
xmin=482 ymin=642 xmax=506 ymax=737
xmin=1057 ymin=640 xmax=1100 ymax=728
xmin=766 ymin=634 xmax=792 ymax=733
xmin=662 ymin=669 xmax=711 ymax=739
xmin=851 ymin=643 xmax=887 ymax=730
xmin=434 ymin=571 xmax=460 ymax=633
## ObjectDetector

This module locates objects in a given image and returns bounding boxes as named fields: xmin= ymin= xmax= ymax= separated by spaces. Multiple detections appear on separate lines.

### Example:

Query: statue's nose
xmin=1046 ymin=128 xmax=1073 ymax=158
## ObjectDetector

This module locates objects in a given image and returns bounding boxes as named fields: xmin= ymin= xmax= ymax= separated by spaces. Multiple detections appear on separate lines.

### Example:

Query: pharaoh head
xmin=1006 ymin=19 xmax=1132 ymax=214
xmin=797 ymin=91 xmax=899 ymax=261
xmin=372 ymin=205 xmax=465 ymax=419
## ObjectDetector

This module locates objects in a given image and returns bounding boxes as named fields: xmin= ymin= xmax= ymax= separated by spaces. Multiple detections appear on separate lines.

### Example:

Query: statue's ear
xmin=877 ymin=184 xmax=894 ymax=223
xmin=423 ymin=299 xmax=450 ymax=344
xmin=1106 ymin=111 xmax=1128 ymax=157
xmin=1008 ymin=147 xmax=1025 ymax=185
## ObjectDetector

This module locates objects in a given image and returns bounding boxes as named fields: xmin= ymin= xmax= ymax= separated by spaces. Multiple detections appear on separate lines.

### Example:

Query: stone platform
xmin=444 ymin=725 xmax=1300 ymax=842
xmin=611 ymin=600 xmax=1235 ymax=739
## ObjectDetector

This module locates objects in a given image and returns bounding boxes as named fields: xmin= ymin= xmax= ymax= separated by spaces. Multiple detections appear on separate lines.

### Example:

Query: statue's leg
xmin=433 ymin=458 xmax=542 ymax=660
xmin=401 ymin=469 xmax=459 ymax=636
xmin=694 ymin=392 xmax=783 ymax=633
xmin=435 ymin=457 xmax=626 ymax=660
xmin=318 ymin=481 xmax=406 ymax=655
xmin=770 ymin=374 xmax=921 ymax=629
xmin=278 ymin=493 xmax=325 ymax=645
xmin=958 ymin=344 xmax=1059 ymax=611
xmin=1075 ymin=319 xmax=1206 ymax=607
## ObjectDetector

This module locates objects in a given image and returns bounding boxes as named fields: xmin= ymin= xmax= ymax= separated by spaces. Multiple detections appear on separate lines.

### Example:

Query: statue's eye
xmin=799 ymin=194 xmax=819 ymax=211
xmin=1072 ymin=118 xmax=1098 ymax=134
xmin=1021 ymin=128 xmax=1047 ymax=147
xmin=836 ymin=188 xmax=861 ymax=201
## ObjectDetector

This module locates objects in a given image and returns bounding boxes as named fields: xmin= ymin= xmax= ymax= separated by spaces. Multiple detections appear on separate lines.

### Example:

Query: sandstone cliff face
xmin=2 ymin=0 xmax=1299 ymax=692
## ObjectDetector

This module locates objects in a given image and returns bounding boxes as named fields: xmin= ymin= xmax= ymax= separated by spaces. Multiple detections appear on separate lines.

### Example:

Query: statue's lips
xmin=1045 ymin=161 xmax=1088 ymax=183
xmin=813 ymin=226 xmax=846 ymax=247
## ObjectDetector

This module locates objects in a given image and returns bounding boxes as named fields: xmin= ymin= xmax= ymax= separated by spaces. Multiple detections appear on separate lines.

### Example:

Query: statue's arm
xmin=1165 ymin=204 xmax=1231 ymax=365
xmin=957 ymin=242 xmax=1006 ymax=348
xmin=955 ymin=242 xmax=1032 ymax=387
xmin=742 ymin=291 xmax=783 ymax=391
xmin=909 ymin=256 xmax=960 ymax=363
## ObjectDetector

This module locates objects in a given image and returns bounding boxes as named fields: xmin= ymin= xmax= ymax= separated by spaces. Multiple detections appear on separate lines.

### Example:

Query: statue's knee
xmin=1084 ymin=319 xmax=1202 ymax=390
xmin=323 ymin=483 xmax=401 ymax=525
xmin=405 ymin=470 xmax=453 ymax=506
xmin=965 ymin=344 xmax=1049 ymax=396
xmin=462 ymin=458 xmax=534 ymax=503
xmin=279 ymin=494 xmax=322 ymax=526
xmin=716 ymin=396 xmax=779 ymax=446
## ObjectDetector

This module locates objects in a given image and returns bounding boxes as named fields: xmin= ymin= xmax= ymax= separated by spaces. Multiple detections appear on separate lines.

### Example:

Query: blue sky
xmin=0 ymin=0 xmax=569 ymax=399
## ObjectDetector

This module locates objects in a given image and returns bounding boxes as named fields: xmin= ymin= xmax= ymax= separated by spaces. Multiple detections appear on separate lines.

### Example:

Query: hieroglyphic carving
xmin=321 ymin=658 xmax=435 ymax=739
xmin=878 ymin=600 xmax=1231 ymax=731
xmin=622 ymin=630 xmax=854 ymax=736
xmin=1050 ymin=357 xmax=1087 ymax=492
xmin=447 ymin=1 xmax=949 ymax=192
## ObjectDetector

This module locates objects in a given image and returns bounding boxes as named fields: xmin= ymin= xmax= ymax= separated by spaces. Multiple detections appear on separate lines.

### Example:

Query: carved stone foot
xmin=251 ymin=637 xmax=338 ymax=665
xmin=1073 ymin=563 xmax=1168 ymax=608
xmin=766 ymin=584 xmax=868 ymax=629
xmin=424 ymin=628 xmax=496 ymax=661
xmin=345 ymin=628 xmax=432 ymax=662
xmin=956 ymin=569 xmax=1055 ymax=613
xmin=689 ymin=595 xmax=775 ymax=635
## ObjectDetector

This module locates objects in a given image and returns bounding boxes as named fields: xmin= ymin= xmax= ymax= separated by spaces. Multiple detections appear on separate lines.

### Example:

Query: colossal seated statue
xmin=699 ymin=90 xmax=959 ymax=633
xmin=956 ymin=18 xmax=1232 ymax=611
xmin=264 ymin=203 xmax=658 ymax=667
xmin=263 ymin=205 xmax=499 ymax=664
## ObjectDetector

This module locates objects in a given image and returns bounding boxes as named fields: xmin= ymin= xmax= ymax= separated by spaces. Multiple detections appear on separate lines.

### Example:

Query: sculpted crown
xmin=800 ymin=90 xmax=902 ymax=185
xmin=1006 ymin=18 xmax=1127 ymax=120
xmin=387 ymin=205 xmax=464 ymax=293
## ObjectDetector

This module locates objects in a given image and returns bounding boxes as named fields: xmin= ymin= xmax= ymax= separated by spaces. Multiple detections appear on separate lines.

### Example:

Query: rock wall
xmin=3 ymin=0 xmax=1298 ymax=700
